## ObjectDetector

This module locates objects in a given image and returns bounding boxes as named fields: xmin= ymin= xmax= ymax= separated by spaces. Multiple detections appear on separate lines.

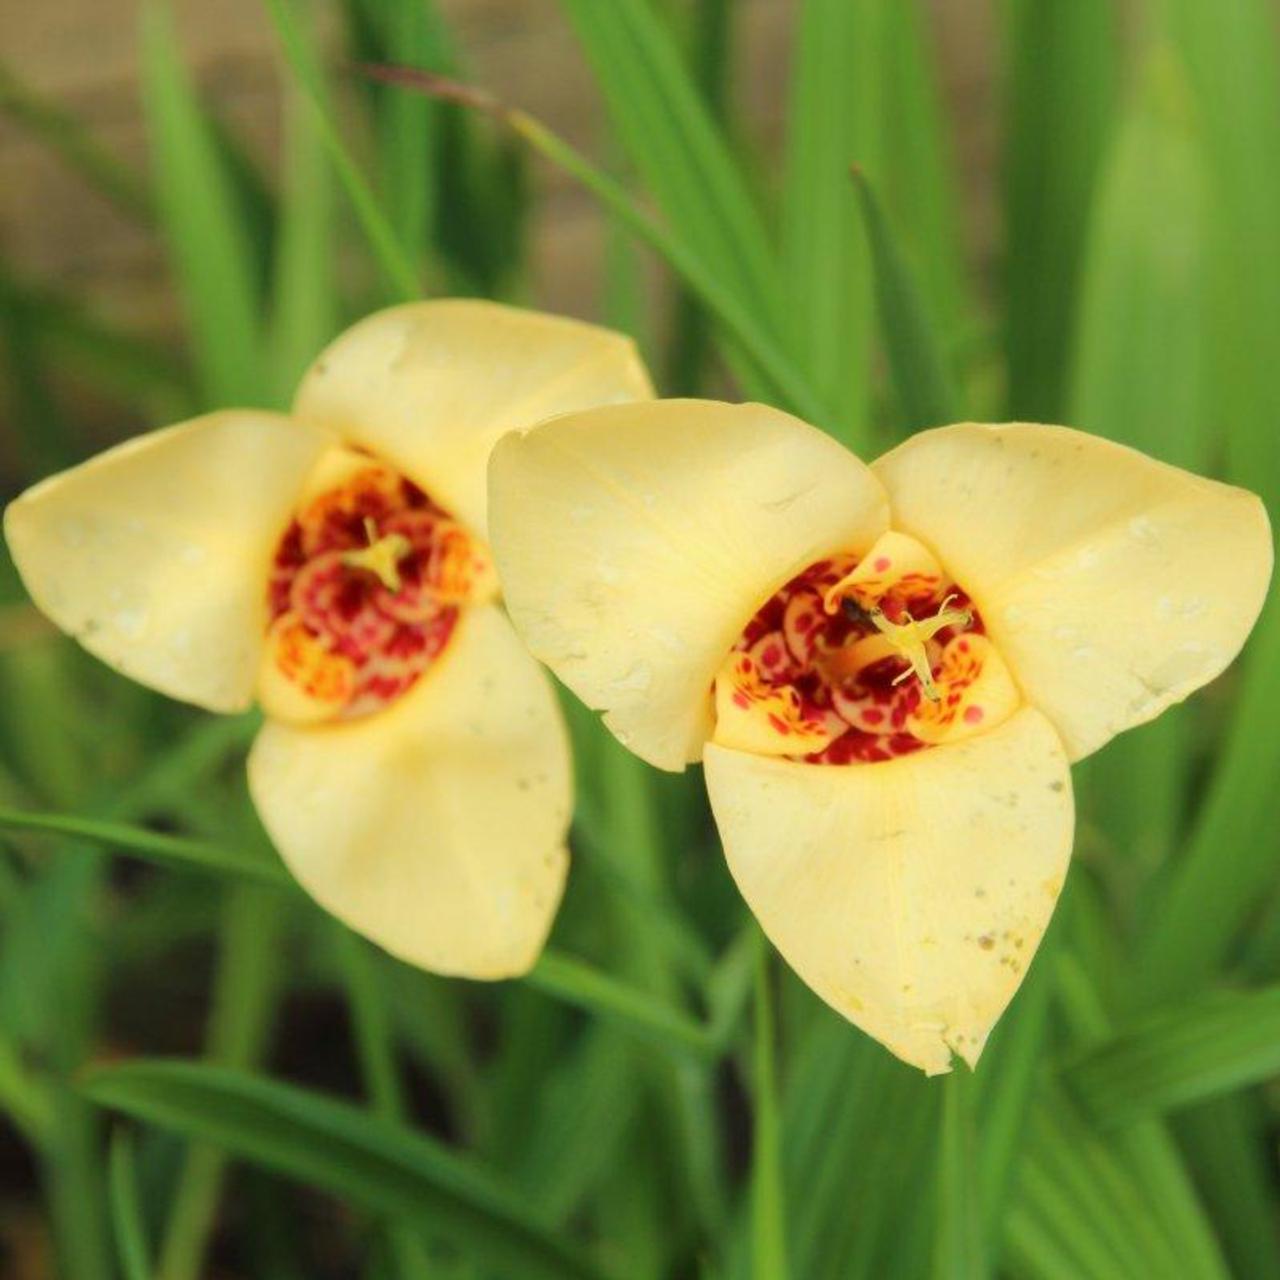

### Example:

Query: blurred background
xmin=2 ymin=1 xmax=1279 ymax=1277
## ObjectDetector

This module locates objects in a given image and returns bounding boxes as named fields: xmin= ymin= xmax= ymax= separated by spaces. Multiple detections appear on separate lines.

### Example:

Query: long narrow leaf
xmin=558 ymin=0 xmax=781 ymax=324
xmin=363 ymin=68 xmax=828 ymax=424
xmin=1067 ymin=986 xmax=1280 ymax=1125
xmin=0 ymin=807 xmax=290 ymax=889
xmin=263 ymin=0 xmax=419 ymax=302
xmin=1135 ymin=0 xmax=1280 ymax=1005
xmin=851 ymin=168 xmax=959 ymax=432
xmin=1175 ymin=1097 xmax=1280 ymax=1280
xmin=525 ymin=950 xmax=714 ymax=1061
xmin=139 ymin=2 xmax=264 ymax=406
xmin=108 ymin=1131 xmax=154 ymax=1280
xmin=750 ymin=939 xmax=788 ymax=1280
xmin=781 ymin=0 xmax=880 ymax=446
xmin=1002 ymin=0 xmax=1118 ymax=419
xmin=268 ymin=5 xmax=338 ymax=404
xmin=1069 ymin=45 xmax=1210 ymax=899
xmin=877 ymin=1 xmax=970 ymax=360
xmin=84 ymin=1060 xmax=615 ymax=1280
xmin=936 ymin=1069 xmax=985 ymax=1280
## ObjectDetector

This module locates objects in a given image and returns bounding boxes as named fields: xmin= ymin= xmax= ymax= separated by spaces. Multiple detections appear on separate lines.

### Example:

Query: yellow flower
xmin=487 ymin=400 xmax=1272 ymax=1071
xmin=3 ymin=301 xmax=653 ymax=978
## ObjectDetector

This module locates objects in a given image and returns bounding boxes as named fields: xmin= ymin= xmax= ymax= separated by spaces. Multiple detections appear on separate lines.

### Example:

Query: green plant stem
xmin=851 ymin=166 xmax=959 ymax=433
xmin=525 ymin=950 xmax=715 ymax=1061
xmin=45 ymin=867 xmax=113 ymax=1280
xmin=362 ymin=67 xmax=829 ymax=425
xmin=264 ymin=0 xmax=420 ymax=301
xmin=157 ymin=887 xmax=285 ymax=1280
xmin=0 ymin=806 xmax=291 ymax=888
xmin=936 ymin=1068 xmax=985 ymax=1279
xmin=336 ymin=928 xmax=433 ymax=1278
xmin=109 ymin=1130 xmax=155 ymax=1280
xmin=510 ymin=111 xmax=826 ymax=424
xmin=750 ymin=935 xmax=787 ymax=1280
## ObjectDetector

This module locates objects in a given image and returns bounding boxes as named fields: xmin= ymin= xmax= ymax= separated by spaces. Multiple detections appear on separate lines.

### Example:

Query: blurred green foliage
xmin=0 ymin=1 xmax=1277 ymax=1276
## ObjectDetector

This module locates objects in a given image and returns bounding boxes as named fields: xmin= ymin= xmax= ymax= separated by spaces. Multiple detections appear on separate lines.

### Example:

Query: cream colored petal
xmin=3 ymin=411 xmax=332 ymax=712
xmin=292 ymin=300 xmax=654 ymax=536
xmin=248 ymin=605 xmax=571 ymax=978
xmin=712 ymin=651 xmax=843 ymax=757
xmin=704 ymin=706 xmax=1074 ymax=1074
xmin=874 ymin=423 xmax=1274 ymax=760
xmin=488 ymin=399 xmax=890 ymax=770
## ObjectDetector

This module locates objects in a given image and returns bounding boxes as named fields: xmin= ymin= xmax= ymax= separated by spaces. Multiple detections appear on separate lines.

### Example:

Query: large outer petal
xmin=291 ymin=300 xmax=654 ymax=537
xmin=248 ymin=605 xmax=571 ymax=978
xmin=3 ymin=411 xmax=331 ymax=712
xmin=488 ymin=400 xmax=890 ymax=770
xmin=874 ymin=422 xmax=1273 ymax=761
xmin=704 ymin=707 xmax=1073 ymax=1074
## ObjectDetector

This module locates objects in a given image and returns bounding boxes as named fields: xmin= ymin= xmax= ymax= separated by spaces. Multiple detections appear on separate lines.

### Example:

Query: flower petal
xmin=488 ymin=399 xmax=890 ymax=770
xmin=3 ymin=411 xmax=332 ymax=712
xmin=247 ymin=605 xmax=571 ymax=978
xmin=874 ymin=423 xmax=1273 ymax=760
xmin=704 ymin=706 xmax=1073 ymax=1074
xmin=292 ymin=300 xmax=654 ymax=537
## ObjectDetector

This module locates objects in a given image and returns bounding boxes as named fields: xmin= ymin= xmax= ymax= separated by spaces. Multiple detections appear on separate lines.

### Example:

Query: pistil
xmin=853 ymin=594 xmax=972 ymax=702
xmin=342 ymin=517 xmax=412 ymax=593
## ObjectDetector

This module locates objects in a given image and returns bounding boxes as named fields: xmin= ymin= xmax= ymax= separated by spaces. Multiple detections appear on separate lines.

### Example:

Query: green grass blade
xmin=1069 ymin=44 xmax=1209 ymax=466
xmin=1002 ymin=0 xmax=1118 ymax=419
xmin=336 ymin=929 xmax=433 ymax=1279
xmin=750 ymin=938 xmax=788 ymax=1280
xmin=762 ymin=1005 xmax=936 ymax=1280
xmin=1068 ymin=45 xmax=1210 ymax=895
xmin=877 ymin=1 xmax=970 ymax=360
xmin=376 ymin=0 xmax=447 ymax=264
xmin=781 ymin=0 xmax=879 ymax=446
xmin=362 ymin=68 xmax=827 ymax=423
xmin=524 ymin=949 xmax=714 ymax=1061
xmin=0 ymin=1033 xmax=54 ymax=1145
xmin=1066 ymin=986 xmax=1280 ymax=1125
xmin=1133 ymin=596 xmax=1280 ymax=1003
xmin=1135 ymin=0 xmax=1280 ymax=1006
xmin=155 ymin=884 xmax=287 ymax=1280
xmin=268 ymin=6 xmax=338 ymax=406
xmin=851 ymin=167 xmax=959 ymax=432
xmin=662 ymin=0 xmax=732 ymax=396
xmin=974 ymin=916 xmax=1058 ymax=1250
xmin=1174 ymin=1097 xmax=1280 ymax=1280
xmin=1005 ymin=1155 xmax=1134 ymax=1280
xmin=936 ymin=1068 xmax=985 ymax=1279
xmin=557 ymin=0 xmax=782 ymax=324
xmin=263 ymin=0 xmax=419 ymax=303
xmin=139 ymin=2 xmax=265 ymax=406
xmin=0 ymin=807 xmax=291 ymax=889
xmin=84 ymin=1060 xmax=616 ymax=1280
xmin=1160 ymin=0 xmax=1280 ymax=508
xmin=1013 ymin=1093 xmax=1181 ymax=1278
xmin=108 ymin=1130 xmax=154 ymax=1280
xmin=1054 ymin=955 xmax=1230 ymax=1280
xmin=0 ymin=272 xmax=80 ymax=474
xmin=510 ymin=1027 xmax=641 ymax=1222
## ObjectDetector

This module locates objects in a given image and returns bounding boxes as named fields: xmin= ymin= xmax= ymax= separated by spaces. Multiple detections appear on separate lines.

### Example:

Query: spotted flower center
xmin=713 ymin=530 xmax=1019 ymax=764
xmin=258 ymin=452 xmax=497 ymax=726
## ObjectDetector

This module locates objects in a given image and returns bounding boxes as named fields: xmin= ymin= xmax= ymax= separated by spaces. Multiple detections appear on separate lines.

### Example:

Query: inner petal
xmin=712 ymin=532 xmax=1019 ymax=764
xmin=258 ymin=449 xmax=496 ymax=726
